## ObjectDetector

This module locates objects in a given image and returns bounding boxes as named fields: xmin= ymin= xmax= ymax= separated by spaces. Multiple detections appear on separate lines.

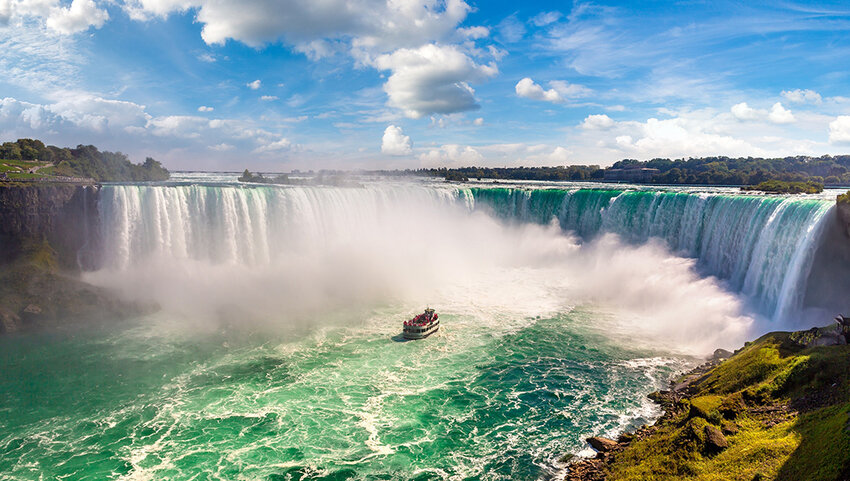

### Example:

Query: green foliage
xmin=741 ymin=180 xmax=824 ymax=194
xmin=688 ymin=395 xmax=724 ymax=425
xmin=0 ymin=139 xmax=170 ymax=182
xmin=838 ymin=191 xmax=850 ymax=205
xmin=605 ymin=333 xmax=850 ymax=480
xmin=445 ymin=170 xmax=468 ymax=182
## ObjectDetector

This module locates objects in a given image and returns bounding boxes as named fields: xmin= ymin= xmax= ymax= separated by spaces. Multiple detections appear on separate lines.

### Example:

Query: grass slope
xmin=605 ymin=333 xmax=850 ymax=481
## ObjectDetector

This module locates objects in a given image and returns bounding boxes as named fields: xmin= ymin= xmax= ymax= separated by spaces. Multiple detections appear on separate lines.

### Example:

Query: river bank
xmin=566 ymin=321 xmax=850 ymax=481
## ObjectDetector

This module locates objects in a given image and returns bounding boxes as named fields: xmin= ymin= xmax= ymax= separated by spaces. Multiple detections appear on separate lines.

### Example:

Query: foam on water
xmin=2 ymin=177 xmax=846 ymax=480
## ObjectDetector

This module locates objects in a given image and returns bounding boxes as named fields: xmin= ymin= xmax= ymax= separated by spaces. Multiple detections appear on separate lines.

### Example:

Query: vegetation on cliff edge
xmin=1 ymin=138 xmax=169 ymax=182
xmin=601 ymin=332 xmax=850 ymax=481
xmin=741 ymin=180 xmax=824 ymax=194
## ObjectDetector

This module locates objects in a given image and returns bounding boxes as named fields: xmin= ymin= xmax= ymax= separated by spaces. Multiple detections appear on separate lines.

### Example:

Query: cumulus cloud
xmin=121 ymin=0 xmax=473 ymax=51
xmin=0 ymin=94 xmax=295 ymax=166
xmin=731 ymin=102 xmax=758 ymax=120
xmin=419 ymin=144 xmax=483 ymax=165
xmin=375 ymin=44 xmax=497 ymax=118
xmin=768 ymin=102 xmax=795 ymax=124
xmin=515 ymin=77 xmax=590 ymax=103
xmin=781 ymin=89 xmax=822 ymax=104
xmin=581 ymin=114 xmax=615 ymax=130
xmin=253 ymin=138 xmax=292 ymax=153
xmin=515 ymin=77 xmax=560 ymax=103
xmin=380 ymin=124 xmax=412 ymax=155
xmin=198 ymin=105 xmax=214 ymax=112
xmin=829 ymin=116 xmax=850 ymax=144
xmin=731 ymin=102 xmax=795 ymax=124
xmin=247 ymin=79 xmax=261 ymax=90
xmin=260 ymin=95 xmax=278 ymax=101
xmin=610 ymin=116 xmax=758 ymax=157
xmin=2 ymin=0 xmax=108 ymax=34
xmin=45 ymin=0 xmax=109 ymax=34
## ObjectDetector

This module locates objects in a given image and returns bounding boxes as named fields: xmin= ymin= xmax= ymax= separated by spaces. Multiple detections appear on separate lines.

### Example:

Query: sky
xmin=1 ymin=0 xmax=850 ymax=171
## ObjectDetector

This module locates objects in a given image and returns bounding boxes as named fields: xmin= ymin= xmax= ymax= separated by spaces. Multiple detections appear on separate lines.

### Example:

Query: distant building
xmin=604 ymin=166 xmax=660 ymax=183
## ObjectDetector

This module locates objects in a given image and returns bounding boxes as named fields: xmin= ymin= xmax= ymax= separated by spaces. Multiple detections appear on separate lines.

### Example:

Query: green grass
xmin=605 ymin=333 xmax=850 ymax=480
xmin=741 ymin=180 xmax=824 ymax=194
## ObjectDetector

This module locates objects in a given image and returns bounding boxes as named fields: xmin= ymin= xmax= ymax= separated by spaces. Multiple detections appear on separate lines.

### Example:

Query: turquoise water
xmin=0 ymin=308 xmax=685 ymax=480
xmin=2 ymin=178 xmax=841 ymax=480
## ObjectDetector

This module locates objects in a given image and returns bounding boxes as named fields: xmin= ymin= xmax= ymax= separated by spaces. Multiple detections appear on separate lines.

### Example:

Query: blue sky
xmin=1 ymin=0 xmax=850 ymax=170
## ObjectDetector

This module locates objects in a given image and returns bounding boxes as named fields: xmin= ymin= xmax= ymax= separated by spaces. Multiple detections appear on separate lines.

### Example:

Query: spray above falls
xmin=86 ymin=182 xmax=848 ymax=351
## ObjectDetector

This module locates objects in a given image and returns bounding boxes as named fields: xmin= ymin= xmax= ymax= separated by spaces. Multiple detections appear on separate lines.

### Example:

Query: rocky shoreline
xmin=565 ymin=354 xmax=729 ymax=481
xmin=563 ymin=320 xmax=850 ymax=481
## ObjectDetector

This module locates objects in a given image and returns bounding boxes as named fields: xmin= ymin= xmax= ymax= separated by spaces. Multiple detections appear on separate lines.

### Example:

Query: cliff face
xmin=0 ymin=183 xmax=101 ymax=270
xmin=837 ymin=199 xmax=850 ymax=239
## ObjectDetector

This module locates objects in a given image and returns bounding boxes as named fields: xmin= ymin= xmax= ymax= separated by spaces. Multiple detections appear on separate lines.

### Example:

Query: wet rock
xmin=791 ymin=325 xmax=848 ymax=347
xmin=20 ymin=304 xmax=43 ymax=323
xmin=586 ymin=436 xmax=619 ymax=453
xmin=704 ymin=425 xmax=728 ymax=453
xmin=0 ymin=307 xmax=21 ymax=333
xmin=711 ymin=348 xmax=734 ymax=360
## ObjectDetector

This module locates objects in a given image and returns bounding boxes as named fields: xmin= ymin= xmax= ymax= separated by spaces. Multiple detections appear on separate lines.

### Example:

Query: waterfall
xmin=463 ymin=187 xmax=837 ymax=321
xmin=96 ymin=183 xmax=844 ymax=324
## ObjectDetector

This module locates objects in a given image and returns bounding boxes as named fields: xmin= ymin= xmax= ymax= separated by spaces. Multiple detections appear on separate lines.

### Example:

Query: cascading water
xmin=4 ymin=178 xmax=846 ymax=481
xmin=462 ymin=187 xmax=838 ymax=323
xmin=96 ymin=183 xmax=840 ymax=324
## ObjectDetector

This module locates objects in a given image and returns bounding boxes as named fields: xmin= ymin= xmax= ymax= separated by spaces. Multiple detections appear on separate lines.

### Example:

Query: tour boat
xmin=403 ymin=308 xmax=439 ymax=340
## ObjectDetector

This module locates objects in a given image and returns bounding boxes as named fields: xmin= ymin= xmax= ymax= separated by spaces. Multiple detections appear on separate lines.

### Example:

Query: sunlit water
xmin=0 ymin=308 xmax=686 ymax=481
xmin=2 ymin=173 xmax=846 ymax=480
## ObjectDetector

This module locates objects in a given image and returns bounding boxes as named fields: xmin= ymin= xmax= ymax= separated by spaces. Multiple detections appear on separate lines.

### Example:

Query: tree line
xmin=0 ymin=138 xmax=169 ymax=182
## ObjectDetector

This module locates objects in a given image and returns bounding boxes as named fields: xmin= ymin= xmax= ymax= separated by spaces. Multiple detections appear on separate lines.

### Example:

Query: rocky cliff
xmin=837 ymin=196 xmax=850 ymax=239
xmin=0 ymin=182 xmax=100 ymax=270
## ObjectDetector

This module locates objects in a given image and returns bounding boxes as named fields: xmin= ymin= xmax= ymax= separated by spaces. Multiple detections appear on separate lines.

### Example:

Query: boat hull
xmin=402 ymin=320 xmax=440 ymax=340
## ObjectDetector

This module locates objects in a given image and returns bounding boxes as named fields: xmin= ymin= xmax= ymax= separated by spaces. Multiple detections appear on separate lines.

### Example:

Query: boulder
xmin=791 ymin=325 xmax=848 ymax=347
xmin=586 ymin=436 xmax=619 ymax=453
xmin=0 ymin=307 xmax=21 ymax=333
xmin=711 ymin=348 xmax=734 ymax=360
xmin=721 ymin=421 xmax=740 ymax=435
xmin=20 ymin=304 xmax=43 ymax=323
xmin=704 ymin=425 xmax=728 ymax=452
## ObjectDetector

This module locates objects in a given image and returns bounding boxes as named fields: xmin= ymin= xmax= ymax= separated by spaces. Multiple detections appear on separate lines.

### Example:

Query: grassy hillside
xmin=597 ymin=332 xmax=850 ymax=481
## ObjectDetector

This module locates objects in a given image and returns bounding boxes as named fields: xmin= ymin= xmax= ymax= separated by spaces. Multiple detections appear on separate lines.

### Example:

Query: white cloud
xmin=515 ymin=77 xmax=590 ymax=103
xmin=247 ymin=79 xmax=261 ymax=90
xmin=531 ymin=11 xmax=561 ymax=27
xmin=260 ymin=95 xmax=278 ymax=101
xmin=829 ymin=116 xmax=850 ymax=144
xmin=210 ymin=143 xmax=234 ymax=151
xmin=731 ymin=102 xmax=758 ymax=120
xmin=768 ymin=102 xmax=795 ymax=124
xmin=515 ymin=77 xmax=560 ymax=103
xmin=380 ymin=124 xmax=412 ymax=155
xmin=611 ymin=116 xmax=758 ymax=157
xmin=253 ymin=138 xmax=292 ymax=153
xmin=731 ymin=101 xmax=796 ymax=124
xmin=0 ymin=94 xmax=296 ymax=166
xmin=781 ymin=89 xmax=822 ymax=104
xmin=375 ymin=44 xmax=497 ymax=118
xmin=122 ymin=0 xmax=473 ymax=52
xmin=473 ymin=117 xmax=483 ymax=126
xmin=419 ymin=143 xmax=483 ymax=165
xmin=581 ymin=114 xmax=615 ymax=130
xmin=2 ymin=0 xmax=108 ymax=34
xmin=198 ymin=105 xmax=214 ymax=112
xmin=458 ymin=25 xmax=488 ymax=39
xmin=45 ymin=0 xmax=108 ymax=34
